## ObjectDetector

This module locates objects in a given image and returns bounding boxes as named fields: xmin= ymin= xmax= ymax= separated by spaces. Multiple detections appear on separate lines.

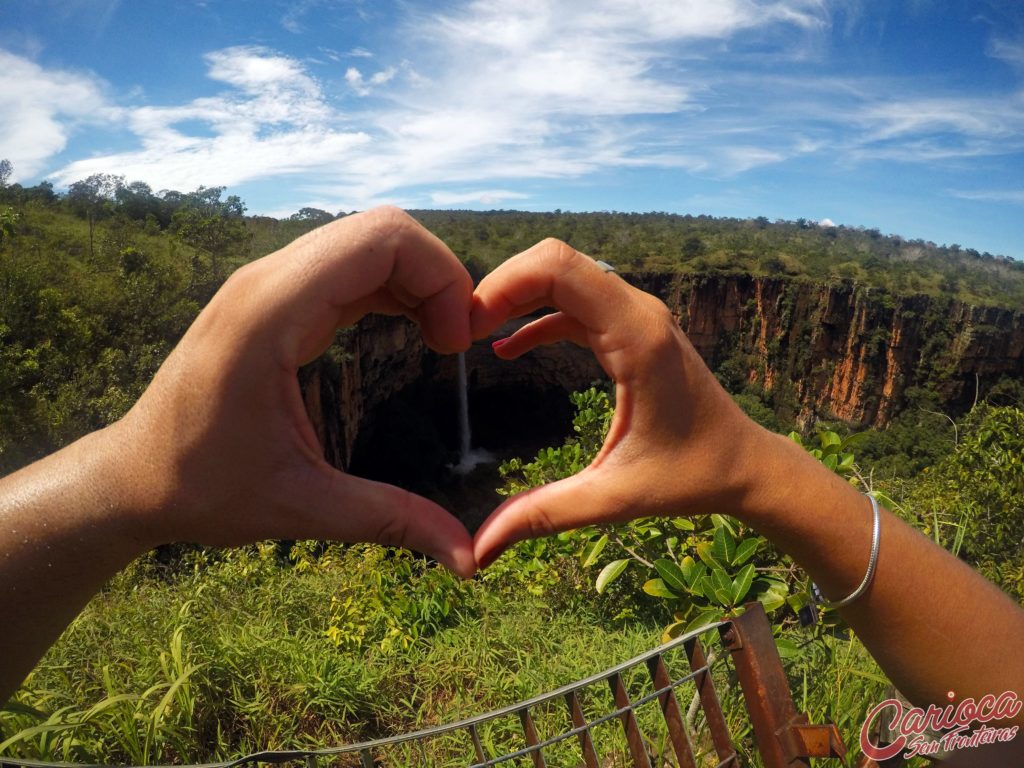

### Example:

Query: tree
xmin=0 ymin=159 xmax=12 ymax=188
xmin=171 ymin=186 xmax=250 ymax=298
xmin=904 ymin=404 xmax=1024 ymax=597
xmin=115 ymin=181 xmax=161 ymax=223
xmin=67 ymin=173 xmax=124 ymax=258
xmin=290 ymin=207 xmax=334 ymax=225
xmin=0 ymin=208 xmax=17 ymax=245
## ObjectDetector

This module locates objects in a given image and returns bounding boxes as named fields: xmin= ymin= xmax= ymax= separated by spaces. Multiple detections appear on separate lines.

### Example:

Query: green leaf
xmin=654 ymin=559 xmax=688 ymax=593
xmin=661 ymin=620 xmax=687 ymax=643
xmin=710 ymin=568 xmax=734 ymax=606
xmin=695 ymin=574 xmax=713 ymax=600
xmin=596 ymin=559 xmax=629 ymax=594
xmin=820 ymin=430 xmax=842 ymax=448
xmin=671 ymin=518 xmax=696 ymax=531
xmin=840 ymin=431 xmax=870 ymax=451
xmin=757 ymin=582 xmax=788 ymax=612
xmin=732 ymin=537 xmax=760 ymax=565
xmin=643 ymin=578 xmax=678 ymax=599
xmin=731 ymin=564 xmax=756 ymax=604
xmin=685 ymin=608 xmax=723 ymax=634
xmin=712 ymin=525 xmax=737 ymax=566
xmin=786 ymin=593 xmax=811 ymax=612
xmin=680 ymin=555 xmax=698 ymax=584
xmin=823 ymin=453 xmax=838 ymax=471
xmin=580 ymin=534 xmax=609 ymax=568
xmin=710 ymin=514 xmax=737 ymax=536
xmin=695 ymin=541 xmax=721 ymax=569
xmin=847 ymin=668 xmax=891 ymax=686
xmin=775 ymin=637 xmax=801 ymax=659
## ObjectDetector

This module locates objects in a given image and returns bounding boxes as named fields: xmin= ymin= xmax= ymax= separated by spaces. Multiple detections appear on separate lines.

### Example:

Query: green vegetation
xmin=0 ymin=542 xmax=666 ymax=764
xmin=3 ymin=163 xmax=1023 ymax=471
xmin=410 ymin=209 xmax=1024 ymax=307
xmin=2 ymin=163 xmax=1023 ymax=765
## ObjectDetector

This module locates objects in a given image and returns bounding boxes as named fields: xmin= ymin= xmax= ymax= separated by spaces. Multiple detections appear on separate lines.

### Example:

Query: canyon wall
xmin=632 ymin=273 xmax=1024 ymax=427
xmin=303 ymin=274 xmax=1024 ymax=469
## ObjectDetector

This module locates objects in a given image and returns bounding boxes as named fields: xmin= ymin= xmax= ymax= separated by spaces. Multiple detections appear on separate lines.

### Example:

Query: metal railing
xmin=1 ymin=603 xmax=853 ymax=768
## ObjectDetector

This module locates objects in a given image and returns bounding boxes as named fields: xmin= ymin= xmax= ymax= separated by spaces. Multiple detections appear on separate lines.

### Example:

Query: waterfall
xmin=453 ymin=351 xmax=493 ymax=474
xmin=457 ymin=351 xmax=472 ymax=459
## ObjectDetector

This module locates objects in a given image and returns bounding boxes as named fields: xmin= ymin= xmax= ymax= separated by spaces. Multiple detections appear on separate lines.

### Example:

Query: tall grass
xmin=1 ymin=543 xmax=670 ymax=764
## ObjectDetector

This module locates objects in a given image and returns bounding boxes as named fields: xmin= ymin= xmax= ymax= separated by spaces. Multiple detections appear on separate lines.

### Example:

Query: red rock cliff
xmin=303 ymin=274 xmax=1024 ymax=467
xmin=631 ymin=273 xmax=1024 ymax=427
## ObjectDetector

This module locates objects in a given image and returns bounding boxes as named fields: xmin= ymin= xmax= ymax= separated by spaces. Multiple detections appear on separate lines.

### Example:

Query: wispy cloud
xmin=430 ymin=189 xmax=530 ymax=205
xmin=6 ymin=0 xmax=1018 ymax=219
xmin=989 ymin=37 xmax=1024 ymax=70
xmin=0 ymin=50 xmax=111 ymax=180
xmin=51 ymin=46 xmax=368 ymax=190
xmin=40 ymin=0 xmax=833 ymax=202
xmin=344 ymin=65 xmax=397 ymax=96
xmin=949 ymin=188 xmax=1024 ymax=205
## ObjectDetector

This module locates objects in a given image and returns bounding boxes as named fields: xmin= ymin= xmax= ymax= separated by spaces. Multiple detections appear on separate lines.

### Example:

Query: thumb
xmin=309 ymin=468 xmax=477 ymax=579
xmin=474 ymin=468 xmax=630 ymax=569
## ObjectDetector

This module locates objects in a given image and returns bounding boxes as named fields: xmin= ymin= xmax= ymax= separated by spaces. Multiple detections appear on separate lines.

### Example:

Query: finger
xmin=244 ymin=207 xmax=472 ymax=363
xmin=306 ymin=466 xmax=477 ymax=579
xmin=491 ymin=312 xmax=590 ymax=359
xmin=470 ymin=239 xmax=658 ymax=379
xmin=471 ymin=239 xmax=620 ymax=335
xmin=474 ymin=467 xmax=631 ymax=569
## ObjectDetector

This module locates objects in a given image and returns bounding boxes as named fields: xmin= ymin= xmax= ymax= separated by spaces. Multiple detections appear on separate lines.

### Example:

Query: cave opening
xmin=347 ymin=371 xmax=586 ymax=532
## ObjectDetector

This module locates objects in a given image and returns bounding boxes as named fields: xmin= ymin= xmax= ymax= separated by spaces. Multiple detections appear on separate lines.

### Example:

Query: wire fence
xmin=0 ymin=603 xmax=856 ymax=768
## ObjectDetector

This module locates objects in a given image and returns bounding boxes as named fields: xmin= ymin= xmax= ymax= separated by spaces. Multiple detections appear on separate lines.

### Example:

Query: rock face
xmin=631 ymin=273 xmax=1024 ymax=428
xmin=303 ymin=274 xmax=1024 ymax=470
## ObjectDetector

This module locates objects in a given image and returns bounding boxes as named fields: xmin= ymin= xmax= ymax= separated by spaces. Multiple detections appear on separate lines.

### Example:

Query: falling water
xmin=457 ymin=351 xmax=472 ymax=459
xmin=453 ymin=351 xmax=493 ymax=474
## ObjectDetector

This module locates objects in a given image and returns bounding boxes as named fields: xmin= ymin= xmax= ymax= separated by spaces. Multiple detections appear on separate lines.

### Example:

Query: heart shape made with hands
xmin=147 ymin=210 xmax=749 ymax=583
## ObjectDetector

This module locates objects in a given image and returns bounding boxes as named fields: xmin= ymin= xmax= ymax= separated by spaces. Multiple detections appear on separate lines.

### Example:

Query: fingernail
xmin=491 ymin=338 xmax=509 ymax=351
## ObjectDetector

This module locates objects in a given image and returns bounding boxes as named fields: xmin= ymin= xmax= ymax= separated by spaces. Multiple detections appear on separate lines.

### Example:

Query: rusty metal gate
xmin=0 ymin=602 xmax=860 ymax=768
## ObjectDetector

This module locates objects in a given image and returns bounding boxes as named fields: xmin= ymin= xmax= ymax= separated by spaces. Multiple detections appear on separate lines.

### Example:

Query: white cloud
xmin=30 ymin=0 xmax=1023 ymax=216
xmin=205 ymin=46 xmax=319 ymax=97
xmin=51 ymin=46 xmax=367 ymax=190
xmin=345 ymin=66 xmax=396 ymax=96
xmin=430 ymin=189 xmax=530 ymax=205
xmin=988 ymin=37 xmax=1024 ymax=69
xmin=949 ymin=189 xmax=1024 ymax=205
xmin=0 ymin=49 xmax=111 ymax=180
xmin=818 ymin=217 xmax=835 ymax=226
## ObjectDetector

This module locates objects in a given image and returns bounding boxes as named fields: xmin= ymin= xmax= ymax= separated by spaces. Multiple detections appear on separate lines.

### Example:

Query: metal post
xmin=646 ymin=653 xmax=699 ymax=768
xmin=608 ymin=671 xmax=654 ymax=768
xmin=721 ymin=602 xmax=848 ymax=767
xmin=518 ymin=707 xmax=547 ymax=768
xmin=687 ymin=636 xmax=738 ymax=765
xmin=565 ymin=690 xmax=601 ymax=768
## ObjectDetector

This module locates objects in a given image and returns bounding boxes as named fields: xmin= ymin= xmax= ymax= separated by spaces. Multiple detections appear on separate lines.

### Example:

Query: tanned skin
xmin=2 ymin=218 xmax=1021 ymax=764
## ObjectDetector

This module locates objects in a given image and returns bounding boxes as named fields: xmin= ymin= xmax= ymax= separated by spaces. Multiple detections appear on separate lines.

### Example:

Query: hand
xmin=469 ymin=238 xmax=766 ymax=567
xmin=116 ymin=206 xmax=477 ymax=577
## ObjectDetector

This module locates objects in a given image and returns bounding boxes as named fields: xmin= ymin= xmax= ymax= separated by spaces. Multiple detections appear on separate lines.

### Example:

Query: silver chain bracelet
xmin=814 ymin=493 xmax=881 ymax=610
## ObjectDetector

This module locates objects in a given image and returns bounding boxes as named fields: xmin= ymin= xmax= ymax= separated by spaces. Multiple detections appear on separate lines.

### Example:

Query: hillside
xmin=1 ymin=178 xmax=1022 ymax=475
xmin=409 ymin=209 xmax=1024 ymax=308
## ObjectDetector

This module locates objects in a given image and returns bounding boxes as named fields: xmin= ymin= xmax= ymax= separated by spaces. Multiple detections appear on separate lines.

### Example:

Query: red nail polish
xmin=491 ymin=338 xmax=509 ymax=351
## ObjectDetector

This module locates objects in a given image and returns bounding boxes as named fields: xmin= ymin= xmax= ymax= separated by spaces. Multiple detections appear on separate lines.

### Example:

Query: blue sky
xmin=1 ymin=0 xmax=1023 ymax=258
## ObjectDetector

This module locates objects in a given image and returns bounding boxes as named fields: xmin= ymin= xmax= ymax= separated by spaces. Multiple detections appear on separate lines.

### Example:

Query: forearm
xmin=0 ymin=422 xmax=152 ymax=702
xmin=739 ymin=428 xmax=1024 ymax=716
